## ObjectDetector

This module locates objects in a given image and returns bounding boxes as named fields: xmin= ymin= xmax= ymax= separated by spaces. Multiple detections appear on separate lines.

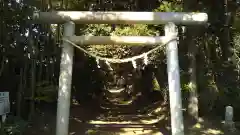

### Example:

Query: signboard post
xmin=0 ymin=92 xmax=10 ymax=128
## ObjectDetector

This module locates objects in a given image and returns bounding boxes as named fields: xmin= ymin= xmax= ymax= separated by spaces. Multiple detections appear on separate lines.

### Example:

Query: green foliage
xmin=113 ymin=24 xmax=155 ymax=36
xmin=152 ymin=77 xmax=161 ymax=91
xmin=154 ymin=1 xmax=182 ymax=12
xmin=1 ymin=116 xmax=28 ymax=135
xmin=83 ymin=24 xmax=157 ymax=59
xmin=233 ymin=17 xmax=240 ymax=31
xmin=182 ymin=83 xmax=191 ymax=91
xmin=84 ymin=24 xmax=112 ymax=36
xmin=233 ymin=32 xmax=240 ymax=70
xmin=2 ymin=0 xmax=240 ymax=126
xmin=35 ymin=81 xmax=58 ymax=103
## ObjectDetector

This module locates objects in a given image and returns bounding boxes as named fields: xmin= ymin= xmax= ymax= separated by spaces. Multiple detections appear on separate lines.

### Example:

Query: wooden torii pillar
xmin=31 ymin=11 xmax=208 ymax=135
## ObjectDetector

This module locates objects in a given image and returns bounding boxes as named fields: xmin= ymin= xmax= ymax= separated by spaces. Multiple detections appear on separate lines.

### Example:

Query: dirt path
xmin=24 ymin=98 xmax=238 ymax=135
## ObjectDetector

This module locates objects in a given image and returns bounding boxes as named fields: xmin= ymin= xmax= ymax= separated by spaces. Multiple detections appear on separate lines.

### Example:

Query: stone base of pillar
xmin=224 ymin=121 xmax=236 ymax=132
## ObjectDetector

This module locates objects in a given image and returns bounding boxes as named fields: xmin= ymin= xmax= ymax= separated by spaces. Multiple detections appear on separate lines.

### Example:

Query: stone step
xmin=80 ymin=124 xmax=166 ymax=135
xmin=83 ymin=123 xmax=158 ymax=129
xmin=70 ymin=118 xmax=166 ymax=135
xmin=99 ymin=101 xmax=165 ymax=112
xmin=95 ymin=114 xmax=165 ymax=123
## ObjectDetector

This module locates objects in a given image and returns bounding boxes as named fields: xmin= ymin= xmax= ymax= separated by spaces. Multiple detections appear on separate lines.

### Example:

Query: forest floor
xmin=24 ymin=94 xmax=240 ymax=135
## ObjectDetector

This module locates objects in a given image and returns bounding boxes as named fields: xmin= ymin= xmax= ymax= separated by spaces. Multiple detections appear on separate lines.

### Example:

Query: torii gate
xmin=32 ymin=11 xmax=208 ymax=135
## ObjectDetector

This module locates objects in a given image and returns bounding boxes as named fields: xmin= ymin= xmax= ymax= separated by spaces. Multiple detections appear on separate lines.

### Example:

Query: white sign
xmin=0 ymin=92 xmax=10 ymax=115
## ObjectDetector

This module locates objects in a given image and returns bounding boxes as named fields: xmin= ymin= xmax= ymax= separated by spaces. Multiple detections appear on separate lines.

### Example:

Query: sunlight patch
xmin=202 ymin=129 xmax=224 ymax=135
xmin=140 ymin=115 xmax=165 ymax=124
xmin=193 ymin=123 xmax=202 ymax=129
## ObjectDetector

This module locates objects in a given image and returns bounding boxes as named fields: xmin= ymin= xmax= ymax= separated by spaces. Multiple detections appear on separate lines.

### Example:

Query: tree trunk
xmin=154 ymin=66 xmax=168 ymax=104
xmin=187 ymin=38 xmax=198 ymax=120
xmin=28 ymin=39 xmax=36 ymax=121
xmin=0 ymin=56 xmax=5 ymax=77
xmin=218 ymin=0 xmax=236 ymax=62
xmin=38 ymin=55 xmax=43 ymax=82
xmin=47 ymin=0 xmax=53 ymax=83
xmin=16 ymin=68 xmax=23 ymax=117
xmin=64 ymin=0 xmax=68 ymax=9
xmin=22 ymin=58 xmax=28 ymax=118
xmin=183 ymin=0 xmax=199 ymax=120
xmin=47 ymin=0 xmax=52 ymax=10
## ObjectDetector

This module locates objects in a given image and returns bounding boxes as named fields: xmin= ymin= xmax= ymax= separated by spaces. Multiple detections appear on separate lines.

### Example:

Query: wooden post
xmin=165 ymin=22 xmax=184 ymax=135
xmin=56 ymin=21 xmax=75 ymax=135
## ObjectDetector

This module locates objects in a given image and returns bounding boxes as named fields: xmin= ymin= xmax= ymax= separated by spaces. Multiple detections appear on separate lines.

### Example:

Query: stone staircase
xmin=79 ymin=90 xmax=169 ymax=135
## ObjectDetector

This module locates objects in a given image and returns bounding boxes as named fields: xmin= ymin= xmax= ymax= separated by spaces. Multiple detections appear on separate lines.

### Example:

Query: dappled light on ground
xmin=23 ymin=80 xmax=240 ymax=135
xmin=186 ymin=122 xmax=224 ymax=135
xmin=24 ymin=96 xmax=240 ymax=135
